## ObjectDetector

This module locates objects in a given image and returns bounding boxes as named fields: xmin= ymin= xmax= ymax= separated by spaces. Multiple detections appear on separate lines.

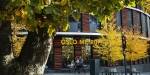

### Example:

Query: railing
xmin=101 ymin=72 xmax=140 ymax=75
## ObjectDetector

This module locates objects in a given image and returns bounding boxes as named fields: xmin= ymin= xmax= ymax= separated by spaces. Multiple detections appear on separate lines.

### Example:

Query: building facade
xmin=48 ymin=7 xmax=150 ymax=72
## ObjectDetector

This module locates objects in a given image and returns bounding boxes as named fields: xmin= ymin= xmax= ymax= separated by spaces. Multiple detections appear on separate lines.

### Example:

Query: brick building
xmin=47 ymin=7 xmax=150 ymax=72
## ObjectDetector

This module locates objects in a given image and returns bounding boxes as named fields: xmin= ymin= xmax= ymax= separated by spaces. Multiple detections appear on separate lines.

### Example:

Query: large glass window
xmin=68 ymin=21 xmax=79 ymax=32
xmin=81 ymin=41 xmax=91 ymax=64
xmin=89 ymin=16 xmax=99 ymax=32
xmin=116 ymin=12 xmax=121 ymax=27
xmin=61 ymin=37 xmax=92 ymax=68
xmin=62 ymin=37 xmax=74 ymax=68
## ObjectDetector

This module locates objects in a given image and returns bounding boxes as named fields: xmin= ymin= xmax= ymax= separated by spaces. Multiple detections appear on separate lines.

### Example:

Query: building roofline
xmin=126 ymin=7 xmax=150 ymax=18
xmin=16 ymin=31 xmax=150 ymax=40
xmin=56 ymin=32 xmax=102 ymax=36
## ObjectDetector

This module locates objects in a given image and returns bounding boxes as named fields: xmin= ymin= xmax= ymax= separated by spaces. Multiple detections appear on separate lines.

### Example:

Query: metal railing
xmin=101 ymin=72 xmax=140 ymax=75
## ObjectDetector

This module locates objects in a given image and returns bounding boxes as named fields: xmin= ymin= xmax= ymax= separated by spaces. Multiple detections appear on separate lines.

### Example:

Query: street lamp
xmin=121 ymin=32 xmax=127 ymax=75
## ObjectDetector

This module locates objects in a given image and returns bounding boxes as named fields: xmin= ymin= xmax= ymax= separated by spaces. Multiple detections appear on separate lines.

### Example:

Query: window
xmin=116 ymin=12 xmax=121 ymax=27
xmin=89 ymin=16 xmax=99 ymax=32
xmin=69 ymin=21 xmax=79 ymax=32
xmin=132 ymin=11 xmax=141 ymax=32
xmin=81 ymin=44 xmax=91 ymax=64
xmin=62 ymin=37 xmax=74 ymax=68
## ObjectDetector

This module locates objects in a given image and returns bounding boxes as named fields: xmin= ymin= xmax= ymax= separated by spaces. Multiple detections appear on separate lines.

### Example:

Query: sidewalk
xmin=44 ymin=73 xmax=89 ymax=75
xmin=44 ymin=68 xmax=150 ymax=75
xmin=44 ymin=72 xmax=150 ymax=75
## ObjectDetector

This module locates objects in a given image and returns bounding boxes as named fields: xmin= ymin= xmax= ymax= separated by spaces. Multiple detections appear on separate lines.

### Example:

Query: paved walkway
xmin=44 ymin=72 xmax=150 ymax=75
xmin=44 ymin=73 xmax=89 ymax=75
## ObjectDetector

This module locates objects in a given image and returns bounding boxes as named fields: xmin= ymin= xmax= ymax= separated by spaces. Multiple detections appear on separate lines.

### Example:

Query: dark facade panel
xmin=121 ymin=8 xmax=129 ymax=28
xmin=81 ymin=13 xmax=90 ymax=32
xmin=145 ymin=16 xmax=149 ymax=37
xmin=133 ymin=10 xmax=141 ymax=32
xmin=141 ymin=14 xmax=148 ymax=37
xmin=53 ymin=37 xmax=63 ymax=69
xmin=128 ymin=9 xmax=133 ymax=27
xmin=147 ymin=17 xmax=150 ymax=37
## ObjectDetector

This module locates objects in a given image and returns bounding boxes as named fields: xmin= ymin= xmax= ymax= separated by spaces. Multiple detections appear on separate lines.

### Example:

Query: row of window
xmin=68 ymin=15 xmax=100 ymax=32
xmin=116 ymin=8 xmax=150 ymax=37
xmin=67 ymin=8 xmax=150 ymax=37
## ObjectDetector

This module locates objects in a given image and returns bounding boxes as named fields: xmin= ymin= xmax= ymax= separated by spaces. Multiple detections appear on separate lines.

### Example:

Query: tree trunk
xmin=0 ymin=20 xmax=52 ymax=75
xmin=0 ymin=21 xmax=14 ymax=75
xmin=9 ymin=27 xmax=52 ymax=75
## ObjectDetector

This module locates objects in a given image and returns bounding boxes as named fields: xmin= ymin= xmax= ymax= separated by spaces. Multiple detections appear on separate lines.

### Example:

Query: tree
xmin=0 ymin=0 xmax=136 ymax=75
xmin=136 ymin=0 xmax=150 ymax=13
xmin=94 ymin=19 xmax=148 ymax=65
xmin=124 ymin=29 xmax=148 ymax=74
xmin=125 ymin=30 xmax=148 ymax=61
xmin=94 ymin=21 xmax=123 ymax=63
xmin=11 ymin=23 xmax=27 ymax=57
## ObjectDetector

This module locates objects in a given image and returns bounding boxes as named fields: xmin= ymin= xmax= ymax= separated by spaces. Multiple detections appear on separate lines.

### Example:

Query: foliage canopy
xmin=125 ymin=31 xmax=148 ymax=61
xmin=0 ymin=0 xmax=136 ymax=36
xmin=95 ymin=21 xmax=123 ymax=62
xmin=95 ymin=19 xmax=148 ymax=63
xmin=136 ymin=0 xmax=150 ymax=13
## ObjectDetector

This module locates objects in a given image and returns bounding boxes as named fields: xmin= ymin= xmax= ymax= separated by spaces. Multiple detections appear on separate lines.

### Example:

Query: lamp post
xmin=90 ymin=37 xmax=100 ymax=75
xmin=121 ymin=32 xmax=127 ymax=75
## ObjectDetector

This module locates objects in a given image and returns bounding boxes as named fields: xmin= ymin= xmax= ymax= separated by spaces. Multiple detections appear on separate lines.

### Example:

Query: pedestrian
xmin=75 ymin=56 xmax=84 ymax=73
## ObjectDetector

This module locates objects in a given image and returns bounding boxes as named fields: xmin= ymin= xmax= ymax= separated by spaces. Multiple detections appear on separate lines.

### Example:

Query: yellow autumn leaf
xmin=60 ymin=0 xmax=67 ymax=6
xmin=125 ymin=31 xmax=148 ymax=61
xmin=21 ymin=9 xmax=28 ymax=19
xmin=15 ymin=10 xmax=21 ymax=17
